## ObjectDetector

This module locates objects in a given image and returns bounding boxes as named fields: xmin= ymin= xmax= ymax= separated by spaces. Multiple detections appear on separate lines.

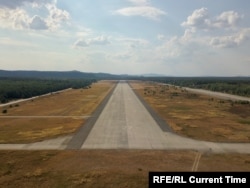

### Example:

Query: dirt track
xmin=183 ymin=87 xmax=250 ymax=102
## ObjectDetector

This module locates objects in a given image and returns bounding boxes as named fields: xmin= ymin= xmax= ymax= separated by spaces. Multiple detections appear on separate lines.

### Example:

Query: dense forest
xmin=1 ymin=70 xmax=250 ymax=101
xmin=0 ymin=78 xmax=96 ymax=104
xmin=0 ymin=70 xmax=122 ymax=79
xmin=141 ymin=77 xmax=250 ymax=97
xmin=0 ymin=70 xmax=132 ymax=104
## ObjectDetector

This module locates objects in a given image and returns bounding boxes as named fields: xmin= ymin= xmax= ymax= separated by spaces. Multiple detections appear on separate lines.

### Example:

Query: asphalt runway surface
xmin=0 ymin=81 xmax=250 ymax=153
xmin=80 ymin=82 xmax=250 ymax=152
xmin=81 ymin=81 xmax=173 ymax=149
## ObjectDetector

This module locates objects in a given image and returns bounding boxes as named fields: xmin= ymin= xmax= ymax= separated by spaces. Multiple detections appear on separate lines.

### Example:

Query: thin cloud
xmin=213 ymin=11 xmax=243 ymax=29
xmin=128 ymin=0 xmax=149 ymax=6
xmin=116 ymin=37 xmax=149 ymax=48
xmin=115 ymin=6 xmax=166 ymax=20
xmin=157 ymin=34 xmax=166 ymax=40
xmin=210 ymin=28 xmax=250 ymax=48
xmin=0 ymin=0 xmax=52 ymax=9
xmin=46 ymin=4 xmax=70 ymax=30
xmin=74 ymin=36 xmax=110 ymax=48
xmin=0 ymin=37 xmax=38 ymax=47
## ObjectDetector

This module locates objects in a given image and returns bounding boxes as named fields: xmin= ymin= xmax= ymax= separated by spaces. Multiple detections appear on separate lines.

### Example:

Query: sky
xmin=0 ymin=0 xmax=250 ymax=76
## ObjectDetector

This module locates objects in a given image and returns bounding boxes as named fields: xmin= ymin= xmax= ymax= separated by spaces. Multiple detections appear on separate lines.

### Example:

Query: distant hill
xmin=0 ymin=70 xmax=121 ymax=79
xmin=140 ymin=73 xmax=167 ymax=77
xmin=2 ymin=70 xmax=248 ymax=80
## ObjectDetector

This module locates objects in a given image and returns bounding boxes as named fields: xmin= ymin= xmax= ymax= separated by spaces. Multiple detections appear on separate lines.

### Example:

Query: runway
xmin=82 ymin=81 xmax=173 ymax=149
xmin=80 ymin=82 xmax=250 ymax=152
xmin=1 ymin=81 xmax=250 ymax=153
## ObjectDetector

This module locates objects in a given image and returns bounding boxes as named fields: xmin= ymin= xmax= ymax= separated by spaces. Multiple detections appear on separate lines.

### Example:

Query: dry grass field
xmin=129 ymin=81 xmax=250 ymax=143
xmin=0 ymin=80 xmax=250 ymax=187
xmin=0 ymin=80 xmax=116 ymax=143
xmin=0 ymin=150 xmax=249 ymax=188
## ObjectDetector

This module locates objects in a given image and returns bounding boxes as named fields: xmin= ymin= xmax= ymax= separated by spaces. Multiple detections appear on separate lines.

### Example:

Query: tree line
xmin=140 ymin=77 xmax=250 ymax=97
xmin=0 ymin=78 xmax=96 ymax=104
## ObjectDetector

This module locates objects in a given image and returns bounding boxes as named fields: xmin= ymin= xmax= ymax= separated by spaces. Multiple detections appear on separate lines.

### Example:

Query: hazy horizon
xmin=0 ymin=0 xmax=250 ymax=76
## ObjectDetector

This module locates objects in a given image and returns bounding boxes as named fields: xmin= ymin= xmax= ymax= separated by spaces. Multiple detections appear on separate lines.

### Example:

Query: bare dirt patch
xmin=199 ymin=152 xmax=250 ymax=171
xmin=0 ymin=81 xmax=116 ymax=143
xmin=129 ymin=81 xmax=250 ymax=143
xmin=0 ymin=150 xmax=249 ymax=188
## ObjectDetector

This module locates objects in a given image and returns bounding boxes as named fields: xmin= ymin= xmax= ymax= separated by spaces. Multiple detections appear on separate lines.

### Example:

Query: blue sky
xmin=0 ymin=0 xmax=249 ymax=76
